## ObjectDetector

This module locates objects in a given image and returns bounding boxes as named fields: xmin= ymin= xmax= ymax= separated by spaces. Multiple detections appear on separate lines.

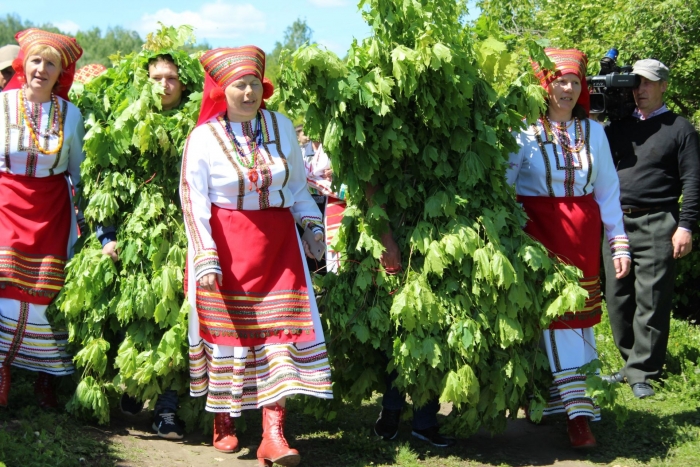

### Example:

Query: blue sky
xmin=3 ymin=0 xmax=375 ymax=56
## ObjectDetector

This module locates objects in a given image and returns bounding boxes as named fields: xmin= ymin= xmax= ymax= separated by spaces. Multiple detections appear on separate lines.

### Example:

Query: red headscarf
xmin=74 ymin=63 xmax=107 ymax=84
xmin=532 ymin=47 xmax=590 ymax=116
xmin=196 ymin=46 xmax=274 ymax=127
xmin=3 ymin=28 xmax=83 ymax=101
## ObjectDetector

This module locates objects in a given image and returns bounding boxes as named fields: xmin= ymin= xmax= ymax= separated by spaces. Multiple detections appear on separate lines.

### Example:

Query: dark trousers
xmin=382 ymin=370 xmax=440 ymax=431
xmin=603 ymin=208 xmax=678 ymax=384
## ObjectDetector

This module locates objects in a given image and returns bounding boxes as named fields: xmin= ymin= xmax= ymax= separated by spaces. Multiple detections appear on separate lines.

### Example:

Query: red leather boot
xmin=213 ymin=412 xmax=239 ymax=453
xmin=0 ymin=365 xmax=10 ymax=407
xmin=35 ymin=372 xmax=58 ymax=409
xmin=567 ymin=416 xmax=597 ymax=448
xmin=257 ymin=403 xmax=300 ymax=467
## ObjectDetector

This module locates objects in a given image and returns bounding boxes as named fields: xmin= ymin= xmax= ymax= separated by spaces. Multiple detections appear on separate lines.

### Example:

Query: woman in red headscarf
xmin=0 ymin=29 xmax=85 ymax=408
xmin=506 ymin=48 xmax=631 ymax=448
xmin=180 ymin=46 xmax=332 ymax=466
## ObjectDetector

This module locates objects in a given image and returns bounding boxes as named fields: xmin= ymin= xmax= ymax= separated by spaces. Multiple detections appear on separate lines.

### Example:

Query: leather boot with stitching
xmin=213 ymin=412 xmax=239 ymax=453
xmin=257 ymin=403 xmax=300 ymax=467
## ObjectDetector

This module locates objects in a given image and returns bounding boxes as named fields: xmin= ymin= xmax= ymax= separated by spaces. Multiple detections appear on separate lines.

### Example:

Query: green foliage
xmin=276 ymin=0 xmax=586 ymax=436
xmin=266 ymin=18 xmax=315 ymax=87
xmin=49 ymin=25 xmax=203 ymax=426
xmin=75 ymin=27 xmax=143 ymax=67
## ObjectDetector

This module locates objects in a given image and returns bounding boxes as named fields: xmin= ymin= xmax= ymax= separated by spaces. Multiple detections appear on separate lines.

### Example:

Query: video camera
xmin=587 ymin=48 xmax=640 ymax=121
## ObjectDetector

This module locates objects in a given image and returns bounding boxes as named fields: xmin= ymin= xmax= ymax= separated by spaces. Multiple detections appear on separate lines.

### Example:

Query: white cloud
xmin=54 ymin=20 xmax=80 ymax=35
xmin=135 ymin=1 xmax=266 ymax=40
xmin=308 ymin=0 xmax=349 ymax=7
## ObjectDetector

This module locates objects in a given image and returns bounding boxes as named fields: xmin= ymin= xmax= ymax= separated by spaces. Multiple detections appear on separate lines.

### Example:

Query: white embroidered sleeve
xmin=180 ymin=128 xmax=222 ymax=279
xmin=591 ymin=123 xmax=630 ymax=259
xmin=67 ymin=105 xmax=86 ymax=195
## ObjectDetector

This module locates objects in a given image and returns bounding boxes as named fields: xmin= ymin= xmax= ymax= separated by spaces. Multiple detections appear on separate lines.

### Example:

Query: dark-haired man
xmin=98 ymin=53 xmax=188 ymax=440
xmin=603 ymin=59 xmax=700 ymax=399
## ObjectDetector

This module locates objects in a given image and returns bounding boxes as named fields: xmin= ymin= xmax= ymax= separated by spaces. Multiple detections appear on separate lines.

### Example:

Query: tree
xmin=75 ymin=27 xmax=143 ymax=67
xmin=265 ymin=18 xmax=314 ymax=85
xmin=0 ymin=14 xmax=143 ymax=69
xmin=275 ymin=0 xmax=585 ymax=435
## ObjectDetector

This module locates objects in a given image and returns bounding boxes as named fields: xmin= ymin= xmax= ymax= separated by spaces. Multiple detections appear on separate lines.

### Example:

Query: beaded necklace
xmin=18 ymin=86 xmax=64 ymax=155
xmin=542 ymin=116 xmax=585 ymax=153
xmin=220 ymin=111 xmax=264 ymax=192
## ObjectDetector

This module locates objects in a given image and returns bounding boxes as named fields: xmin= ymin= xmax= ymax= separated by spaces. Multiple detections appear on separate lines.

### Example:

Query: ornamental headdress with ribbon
xmin=3 ymin=28 xmax=83 ymax=101
xmin=531 ymin=47 xmax=590 ymax=116
xmin=196 ymin=45 xmax=274 ymax=127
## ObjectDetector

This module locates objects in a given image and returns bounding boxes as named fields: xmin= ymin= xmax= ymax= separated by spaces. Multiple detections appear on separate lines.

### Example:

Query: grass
xmin=0 ymin=370 xmax=124 ymax=467
xmin=2 ymin=315 xmax=700 ymax=467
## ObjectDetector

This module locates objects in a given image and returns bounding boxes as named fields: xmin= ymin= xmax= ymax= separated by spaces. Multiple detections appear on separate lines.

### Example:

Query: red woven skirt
xmin=518 ymin=194 xmax=602 ymax=330
xmin=195 ymin=206 xmax=315 ymax=347
xmin=0 ymin=172 xmax=71 ymax=305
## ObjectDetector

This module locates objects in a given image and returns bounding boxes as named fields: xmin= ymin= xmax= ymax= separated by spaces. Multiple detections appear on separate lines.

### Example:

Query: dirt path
xmin=106 ymin=406 xmax=595 ymax=467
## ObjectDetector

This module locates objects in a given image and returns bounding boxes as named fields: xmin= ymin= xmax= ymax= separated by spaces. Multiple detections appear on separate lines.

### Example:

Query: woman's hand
xmin=199 ymin=273 xmax=222 ymax=291
xmin=614 ymin=256 xmax=631 ymax=279
xmin=302 ymin=231 xmax=324 ymax=259
xmin=380 ymin=232 xmax=401 ymax=274
xmin=102 ymin=241 xmax=119 ymax=263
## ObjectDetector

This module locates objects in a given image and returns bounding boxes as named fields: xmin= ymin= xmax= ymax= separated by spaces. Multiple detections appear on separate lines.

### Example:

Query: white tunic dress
xmin=0 ymin=89 xmax=84 ymax=375
xmin=180 ymin=109 xmax=332 ymax=416
xmin=506 ymin=118 xmax=628 ymax=421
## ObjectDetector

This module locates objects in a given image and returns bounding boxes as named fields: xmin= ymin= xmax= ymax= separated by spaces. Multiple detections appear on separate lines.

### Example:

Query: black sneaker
xmin=119 ymin=393 xmax=143 ymax=416
xmin=411 ymin=426 xmax=456 ymax=447
xmin=152 ymin=411 xmax=184 ymax=440
xmin=374 ymin=408 xmax=401 ymax=440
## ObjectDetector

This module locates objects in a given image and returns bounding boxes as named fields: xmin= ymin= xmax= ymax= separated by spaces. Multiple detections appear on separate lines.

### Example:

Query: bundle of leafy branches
xmin=274 ymin=0 xmax=589 ymax=436
xmin=49 ymin=25 xmax=204 ymax=426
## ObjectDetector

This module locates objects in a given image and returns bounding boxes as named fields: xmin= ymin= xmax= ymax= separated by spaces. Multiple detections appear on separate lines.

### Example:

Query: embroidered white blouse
xmin=0 ymin=89 xmax=85 ymax=187
xmin=506 ymin=118 xmax=629 ymax=256
xmin=180 ymin=109 xmax=323 ymax=280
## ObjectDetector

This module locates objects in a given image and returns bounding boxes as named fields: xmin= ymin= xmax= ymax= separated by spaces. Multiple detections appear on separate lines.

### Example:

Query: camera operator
xmin=603 ymin=59 xmax=700 ymax=398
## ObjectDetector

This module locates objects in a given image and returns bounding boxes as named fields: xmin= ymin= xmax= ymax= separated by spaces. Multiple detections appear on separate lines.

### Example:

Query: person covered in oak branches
xmin=370 ymin=183 xmax=456 ymax=448
xmin=0 ymin=29 xmax=85 ymax=409
xmin=506 ymin=48 xmax=631 ymax=449
xmin=96 ymin=52 xmax=192 ymax=440
xmin=180 ymin=46 xmax=332 ymax=465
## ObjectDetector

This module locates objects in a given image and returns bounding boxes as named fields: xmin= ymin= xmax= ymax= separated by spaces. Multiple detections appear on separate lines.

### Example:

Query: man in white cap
xmin=603 ymin=59 xmax=700 ymax=398
xmin=0 ymin=44 xmax=20 ymax=90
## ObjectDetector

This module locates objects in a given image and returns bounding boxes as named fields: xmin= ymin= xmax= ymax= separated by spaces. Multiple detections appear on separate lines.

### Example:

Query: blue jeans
xmin=382 ymin=370 xmax=439 ymax=431
xmin=154 ymin=389 xmax=179 ymax=415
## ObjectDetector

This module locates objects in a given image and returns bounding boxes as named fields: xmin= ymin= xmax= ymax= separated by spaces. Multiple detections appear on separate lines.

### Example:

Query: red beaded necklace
xmin=220 ymin=112 xmax=263 ymax=192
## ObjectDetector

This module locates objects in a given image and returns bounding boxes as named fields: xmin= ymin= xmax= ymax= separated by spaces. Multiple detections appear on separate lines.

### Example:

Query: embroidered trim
xmin=208 ymin=123 xmax=246 ymax=210
xmin=549 ymin=330 xmax=561 ymax=372
xmin=4 ymin=301 xmax=30 ymax=365
xmin=609 ymin=235 xmax=630 ymax=259
xmin=534 ymin=123 xmax=555 ymax=197
xmin=0 ymin=247 xmax=67 ymax=297
xmin=582 ymin=120 xmax=592 ymax=194
xmin=180 ymin=136 xmax=210 ymax=253
xmin=268 ymin=111 xmax=290 ymax=188
xmin=196 ymin=287 xmax=314 ymax=341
